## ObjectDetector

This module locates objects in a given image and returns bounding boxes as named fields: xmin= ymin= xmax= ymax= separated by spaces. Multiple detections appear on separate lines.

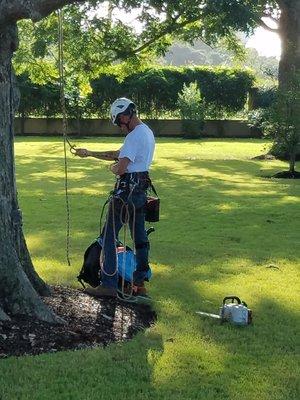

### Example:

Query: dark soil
xmin=272 ymin=170 xmax=300 ymax=179
xmin=0 ymin=286 xmax=156 ymax=359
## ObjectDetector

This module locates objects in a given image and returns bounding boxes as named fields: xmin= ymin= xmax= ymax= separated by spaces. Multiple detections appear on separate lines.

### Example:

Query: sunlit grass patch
xmin=0 ymin=136 xmax=298 ymax=400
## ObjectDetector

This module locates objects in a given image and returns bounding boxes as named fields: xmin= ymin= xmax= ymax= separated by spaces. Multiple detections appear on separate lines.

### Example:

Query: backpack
xmin=77 ymin=238 xmax=102 ymax=288
xmin=77 ymin=236 xmax=152 ymax=288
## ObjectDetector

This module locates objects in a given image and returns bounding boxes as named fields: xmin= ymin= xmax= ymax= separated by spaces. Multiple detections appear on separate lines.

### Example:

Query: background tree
xmin=113 ymin=1 xmax=298 ymax=91
xmin=14 ymin=3 xmax=153 ymax=90
xmin=163 ymin=40 xmax=279 ymax=84
xmin=115 ymin=0 xmax=299 ymax=171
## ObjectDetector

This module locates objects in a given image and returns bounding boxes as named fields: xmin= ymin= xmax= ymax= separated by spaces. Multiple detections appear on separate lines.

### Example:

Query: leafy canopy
xmin=15 ymin=0 xmax=280 ymax=86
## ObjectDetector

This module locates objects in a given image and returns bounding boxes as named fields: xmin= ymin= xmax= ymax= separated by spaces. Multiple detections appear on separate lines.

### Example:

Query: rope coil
xmin=99 ymin=187 xmax=140 ymax=302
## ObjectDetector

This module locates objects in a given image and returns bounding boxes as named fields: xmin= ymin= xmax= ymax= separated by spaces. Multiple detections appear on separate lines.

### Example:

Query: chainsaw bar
xmin=195 ymin=311 xmax=221 ymax=320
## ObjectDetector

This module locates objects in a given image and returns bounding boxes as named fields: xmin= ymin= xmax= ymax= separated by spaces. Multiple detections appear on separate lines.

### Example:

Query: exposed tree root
xmin=0 ymin=242 xmax=62 ymax=324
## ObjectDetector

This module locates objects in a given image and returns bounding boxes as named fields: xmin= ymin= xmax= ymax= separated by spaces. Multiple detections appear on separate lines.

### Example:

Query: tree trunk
xmin=289 ymin=152 xmax=296 ymax=173
xmin=0 ymin=0 xmax=88 ymax=324
xmin=278 ymin=1 xmax=300 ymax=90
xmin=278 ymin=0 xmax=300 ymax=172
xmin=0 ymin=23 xmax=58 ymax=323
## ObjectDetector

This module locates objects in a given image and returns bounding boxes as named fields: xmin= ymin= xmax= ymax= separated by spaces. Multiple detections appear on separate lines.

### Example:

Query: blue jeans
xmin=101 ymin=188 xmax=150 ymax=288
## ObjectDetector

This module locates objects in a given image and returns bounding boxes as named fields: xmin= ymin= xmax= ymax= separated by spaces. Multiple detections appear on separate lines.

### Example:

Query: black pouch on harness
xmin=145 ymin=184 xmax=160 ymax=222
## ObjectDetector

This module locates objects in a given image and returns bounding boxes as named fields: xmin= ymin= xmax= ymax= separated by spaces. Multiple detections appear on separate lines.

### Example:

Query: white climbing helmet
xmin=110 ymin=97 xmax=136 ymax=125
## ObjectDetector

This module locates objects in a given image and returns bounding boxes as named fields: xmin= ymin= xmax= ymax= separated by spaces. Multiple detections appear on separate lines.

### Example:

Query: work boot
xmin=132 ymin=282 xmax=147 ymax=297
xmin=84 ymin=285 xmax=117 ymax=298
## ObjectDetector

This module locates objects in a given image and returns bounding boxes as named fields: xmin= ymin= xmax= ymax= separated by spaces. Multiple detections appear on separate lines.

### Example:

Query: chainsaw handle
xmin=146 ymin=227 xmax=155 ymax=236
xmin=222 ymin=296 xmax=241 ymax=305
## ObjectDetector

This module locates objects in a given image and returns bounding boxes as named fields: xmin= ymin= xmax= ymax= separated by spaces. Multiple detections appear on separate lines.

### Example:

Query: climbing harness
xmin=100 ymin=181 xmax=141 ymax=302
xmin=79 ymin=172 xmax=154 ymax=304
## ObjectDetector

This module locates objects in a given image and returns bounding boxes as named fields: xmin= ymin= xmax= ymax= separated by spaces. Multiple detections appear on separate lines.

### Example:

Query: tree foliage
xmin=177 ymin=81 xmax=205 ymax=137
xmin=88 ymin=65 xmax=255 ymax=117
xmin=249 ymin=81 xmax=300 ymax=171
xmin=18 ymin=65 xmax=254 ymax=117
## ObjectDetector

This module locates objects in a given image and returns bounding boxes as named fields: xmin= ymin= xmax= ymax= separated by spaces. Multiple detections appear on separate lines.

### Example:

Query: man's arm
xmin=75 ymin=148 xmax=120 ymax=161
xmin=88 ymin=150 xmax=120 ymax=161
xmin=110 ymin=157 xmax=131 ymax=176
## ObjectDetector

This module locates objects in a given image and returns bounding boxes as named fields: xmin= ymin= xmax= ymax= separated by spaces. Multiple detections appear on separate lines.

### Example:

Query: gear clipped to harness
xmin=145 ymin=183 xmax=160 ymax=223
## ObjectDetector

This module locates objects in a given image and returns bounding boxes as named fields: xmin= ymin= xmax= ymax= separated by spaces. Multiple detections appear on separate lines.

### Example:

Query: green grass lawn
xmin=0 ymin=137 xmax=299 ymax=400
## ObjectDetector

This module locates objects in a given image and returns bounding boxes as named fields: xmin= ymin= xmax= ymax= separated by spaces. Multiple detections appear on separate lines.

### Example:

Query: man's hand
xmin=110 ymin=157 xmax=130 ymax=175
xmin=110 ymin=162 xmax=119 ymax=175
xmin=74 ymin=148 xmax=90 ymax=158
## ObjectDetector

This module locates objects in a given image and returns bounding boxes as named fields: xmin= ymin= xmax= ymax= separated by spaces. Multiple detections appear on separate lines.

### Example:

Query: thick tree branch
xmin=258 ymin=18 xmax=280 ymax=33
xmin=0 ymin=0 xmax=85 ymax=26
xmin=262 ymin=13 xmax=279 ymax=24
xmin=133 ymin=15 xmax=201 ymax=54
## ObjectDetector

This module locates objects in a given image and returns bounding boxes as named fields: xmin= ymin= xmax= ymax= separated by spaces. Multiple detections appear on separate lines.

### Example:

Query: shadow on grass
xmin=16 ymin=152 xmax=300 ymax=268
xmin=152 ymin=296 xmax=298 ymax=399
xmin=6 ymin=139 xmax=299 ymax=399
xmin=0 ymin=331 xmax=165 ymax=400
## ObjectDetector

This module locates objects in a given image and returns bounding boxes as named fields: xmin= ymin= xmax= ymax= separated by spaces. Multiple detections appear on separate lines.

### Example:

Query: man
xmin=75 ymin=98 xmax=155 ymax=298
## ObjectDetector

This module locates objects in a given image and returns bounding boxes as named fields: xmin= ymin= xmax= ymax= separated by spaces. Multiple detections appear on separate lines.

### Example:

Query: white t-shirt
xmin=119 ymin=123 xmax=155 ymax=173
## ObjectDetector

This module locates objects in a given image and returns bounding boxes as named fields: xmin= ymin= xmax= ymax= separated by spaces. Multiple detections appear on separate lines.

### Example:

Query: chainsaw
xmin=196 ymin=296 xmax=252 ymax=326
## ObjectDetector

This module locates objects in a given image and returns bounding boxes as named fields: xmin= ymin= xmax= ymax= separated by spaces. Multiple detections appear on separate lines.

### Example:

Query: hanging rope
xmin=58 ymin=9 xmax=76 ymax=155
xmin=58 ymin=8 xmax=76 ymax=266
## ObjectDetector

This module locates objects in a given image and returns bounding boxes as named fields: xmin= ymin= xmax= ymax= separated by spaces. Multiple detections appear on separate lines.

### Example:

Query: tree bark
xmin=289 ymin=152 xmax=296 ymax=173
xmin=19 ymin=230 xmax=51 ymax=296
xmin=277 ymin=0 xmax=300 ymax=172
xmin=0 ymin=0 xmax=96 ymax=324
xmin=0 ymin=22 xmax=57 ymax=322
xmin=0 ymin=307 xmax=10 ymax=321
xmin=0 ymin=0 xmax=85 ymax=26
xmin=278 ymin=0 xmax=300 ymax=90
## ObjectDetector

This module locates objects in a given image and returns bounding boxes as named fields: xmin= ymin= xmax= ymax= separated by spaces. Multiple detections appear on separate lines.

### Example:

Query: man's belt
xmin=121 ymin=171 xmax=149 ymax=180
xmin=117 ymin=171 xmax=150 ymax=190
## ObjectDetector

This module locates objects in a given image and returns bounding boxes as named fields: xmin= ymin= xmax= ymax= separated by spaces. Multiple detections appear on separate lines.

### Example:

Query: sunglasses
xmin=115 ymin=114 xmax=122 ymax=127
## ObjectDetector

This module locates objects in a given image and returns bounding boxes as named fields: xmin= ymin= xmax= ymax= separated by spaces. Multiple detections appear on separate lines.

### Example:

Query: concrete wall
xmin=14 ymin=118 xmax=262 ymax=138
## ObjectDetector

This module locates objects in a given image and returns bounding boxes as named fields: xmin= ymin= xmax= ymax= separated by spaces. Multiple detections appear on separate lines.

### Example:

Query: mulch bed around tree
xmin=272 ymin=171 xmax=300 ymax=179
xmin=0 ymin=286 xmax=156 ymax=359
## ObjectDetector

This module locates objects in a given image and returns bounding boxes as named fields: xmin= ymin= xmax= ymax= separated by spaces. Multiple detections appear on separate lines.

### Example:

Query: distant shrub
xmin=247 ymin=108 xmax=270 ymax=131
xmin=248 ymin=86 xmax=277 ymax=110
xmin=177 ymin=82 xmax=205 ymax=138
xmin=248 ymin=87 xmax=300 ymax=166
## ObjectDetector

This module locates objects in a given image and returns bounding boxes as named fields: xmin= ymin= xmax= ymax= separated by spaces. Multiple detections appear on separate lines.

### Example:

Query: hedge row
xmin=248 ymin=86 xmax=277 ymax=110
xmin=89 ymin=66 xmax=255 ymax=117
xmin=17 ymin=73 xmax=82 ymax=118
xmin=17 ymin=66 xmax=255 ymax=118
